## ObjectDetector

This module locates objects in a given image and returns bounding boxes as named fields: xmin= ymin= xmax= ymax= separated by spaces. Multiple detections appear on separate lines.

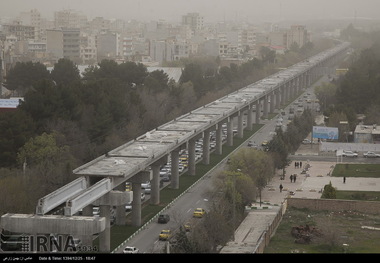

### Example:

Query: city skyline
xmin=1 ymin=0 xmax=380 ymax=23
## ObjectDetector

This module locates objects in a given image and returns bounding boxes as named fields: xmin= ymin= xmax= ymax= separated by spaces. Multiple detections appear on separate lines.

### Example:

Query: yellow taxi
xmin=184 ymin=222 xmax=191 ymax=232
xmin=193 ymin=208 xmax=206 ymax=218
xmin=159 ymin=229 xmax=171 ymax=241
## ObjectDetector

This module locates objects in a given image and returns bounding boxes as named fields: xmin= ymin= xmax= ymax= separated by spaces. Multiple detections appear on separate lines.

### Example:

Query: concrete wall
xmin=287 ymin=198 xmax=380 ymax=215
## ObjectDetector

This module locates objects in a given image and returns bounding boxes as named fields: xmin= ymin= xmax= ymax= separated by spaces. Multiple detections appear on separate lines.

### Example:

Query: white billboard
xmin=312 ymin=126 xmax=339 ymax=140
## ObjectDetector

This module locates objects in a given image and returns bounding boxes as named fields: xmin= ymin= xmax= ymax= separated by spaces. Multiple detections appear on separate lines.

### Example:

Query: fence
xmin=253 ymin=199 xmax=288 ymax=253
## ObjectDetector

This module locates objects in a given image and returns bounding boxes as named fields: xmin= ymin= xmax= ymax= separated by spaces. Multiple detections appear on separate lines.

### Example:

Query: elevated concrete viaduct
xmin=0 ymin=42 xmax=350 ymax=253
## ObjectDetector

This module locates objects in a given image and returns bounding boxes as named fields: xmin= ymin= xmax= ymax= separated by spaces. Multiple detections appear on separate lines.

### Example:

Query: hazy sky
xmin=1 ymin=0 xmax=379 ymax=23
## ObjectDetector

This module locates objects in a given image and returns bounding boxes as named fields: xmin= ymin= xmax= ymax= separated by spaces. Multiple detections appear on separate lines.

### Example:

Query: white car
xmin=342 ymin=151 xmax=358 ymax=157
xmin=302 ymin=139 xmax=312 ymax=144
xmin=123 ymin=246 xmax=139 ymax=254
xmin=363 ymin=151 xmax=380 ymax=158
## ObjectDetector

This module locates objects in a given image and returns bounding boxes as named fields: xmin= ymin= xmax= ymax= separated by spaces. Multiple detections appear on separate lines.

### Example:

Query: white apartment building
xmin=80 ymin=34 xmax=97 ymax=64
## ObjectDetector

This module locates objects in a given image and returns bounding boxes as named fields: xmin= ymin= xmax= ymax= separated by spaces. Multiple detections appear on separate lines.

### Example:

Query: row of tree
xmin=316 ymin=26 xmax=380 ymax=136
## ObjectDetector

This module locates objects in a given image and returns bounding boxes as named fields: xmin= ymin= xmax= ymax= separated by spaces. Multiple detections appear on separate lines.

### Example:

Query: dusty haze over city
xmin=1 ymin=0 xmax=380 ymax=23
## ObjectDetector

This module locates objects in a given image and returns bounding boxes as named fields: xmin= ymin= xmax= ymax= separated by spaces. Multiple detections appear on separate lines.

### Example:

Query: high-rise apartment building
xmin=54 ymin=9 xmax=87 ymax=29
xmin=46 ymin=28 xmax=80 ymax=62
xmin=97 ymin=31 xmax=120 ymax=61
xmin=286 ymin=25 xmax=310 ymax=49
xmin=1 ymin=23 xmax=35 ymax=41
xmin=181 ymin=13 xmax=204 ymax=32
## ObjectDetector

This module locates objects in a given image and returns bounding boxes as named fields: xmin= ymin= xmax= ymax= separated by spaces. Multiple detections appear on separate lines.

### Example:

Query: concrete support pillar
xmin=215 ymin=123 xmax=223 ymax=155
xmin=263 ymin=96 xmax=268 ymax=119
xmin=131 ymin=183 xmax=142 ymax=227
xmin=255 ymin=101 xmax=260 ymax=124
xmin=247 ymin=106 xmax=253 ymax=131
xmin=290 ymin=80 xmax=295 ymax=99
xmin=113 ymin=183 xmax=125 ymax=226
xmin=202 ymin=130 xmax=210 ymax=165
xmin=128 ymin=171 xmax=150 ymax=227
xmin=275 ymin=90 xmax=280 ymax=109
xmin=150 ymin=163 xmax=160 ymax=204
xmin=284 ymin=83 xmax=289 ymax=102
xmin=99 ymin=204 xmax=110 ymax=252
xmin=269 ymin=93 xmax=275 ymax=113
xmin=237 ymin=111 xmax=244 ymax=138
xmin=115 ymin=205 xmax=125 ymax=226
xmin=227 ymin=117 xmax=233 ymax=146
xmin=170 ymin=149 xmax=180 ymax=189
xmin=188 ymin=139 xmax=196 ymax=175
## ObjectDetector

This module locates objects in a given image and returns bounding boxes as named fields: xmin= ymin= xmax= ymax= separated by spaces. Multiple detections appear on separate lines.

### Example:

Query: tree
xmin=228 ymin=148 xmax=274 ymax=206
xmin=19 ymin=79 xmax=80 ymax=131
xmin=143 ymin=69 xmax=169 ymax=92
xmin=118 ymin=61 xmax=148 ymax=86
xmin=321 ymin=181 xmax=337 ymax=199
xmin=50 ymin=58 xmax=81 ymax=86
xmin=179 ymin=63 xmax=204 ymax=97
xmin=4 ymin=61 xmax=50 ymax=95
xmin=0 ymin=110 xmax=36 ymax=167
xmin=260 ymin=46 xmax=276 ymax=64
xmin=16 ymin=132 xmax=70 ymax=167
xmin=228 ymin=148 xmax=274 ymax=185
xmin=314 ymin=82 xmax=337 ymax=112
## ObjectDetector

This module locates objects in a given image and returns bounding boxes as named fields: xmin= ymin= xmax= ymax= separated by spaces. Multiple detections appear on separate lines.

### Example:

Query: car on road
xmin=159 ymin=229 xmax=171 ymax=241
xmin=261 ymin=140 xmax=268 ymax=146
xmin=363 ymin=151 xmax=380 ymax=158
xmin=342 ymin=151 xmax=358 ymax=157
xmin=193 ymin=208 xmax=206 ymax=218
xmin=123 ymin=246 xmax=139 ymax=254
xmin=247 ymin=141 xmax=258 ymax=148
xmin=184 ymin=222 xmax=191 ymax=232
xmin=158 ymin=214 xmax=170 ymax=224
xmin=302 ymin=139 xmax=312 ymax=144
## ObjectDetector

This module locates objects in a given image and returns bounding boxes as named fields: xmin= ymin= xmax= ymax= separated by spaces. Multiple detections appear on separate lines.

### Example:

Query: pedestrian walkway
xmin=220 ymin=159 xmax=380 ymax=253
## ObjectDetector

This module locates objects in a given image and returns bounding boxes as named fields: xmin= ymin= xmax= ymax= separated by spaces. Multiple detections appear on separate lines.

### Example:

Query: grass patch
xmin=264 ymin=207 xmax=380 ymax=253
xmin=332 ymin=164 xmax=380 ymax=178
xmin=336 ymin=191 xmax=380 ymax=201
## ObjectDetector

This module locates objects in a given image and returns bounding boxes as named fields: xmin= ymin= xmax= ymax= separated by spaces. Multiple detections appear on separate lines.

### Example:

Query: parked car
xmin=125 ymin=202 xmax=132 ymax=212
xmin=363 ymin=151 xmax=380 ymax=158
xmin=92 ymin=206 xmax=100 ymax=216
xmin=159 ymin=229 xmax=171 ymax=241
xmin=342 ymin=151 xmax=358 ymax=157
xmin=193 ymin=208 xmax=206 ymax=218
xmin=144 ymin=187 xmax=151 ymax=194
xmin=141 ymin=182 xmax=151 ymax=189
xmin=123 ymin=246 xmax=139 ymax=254
xmin=158 ymin=214 xmax=170 ymax=224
